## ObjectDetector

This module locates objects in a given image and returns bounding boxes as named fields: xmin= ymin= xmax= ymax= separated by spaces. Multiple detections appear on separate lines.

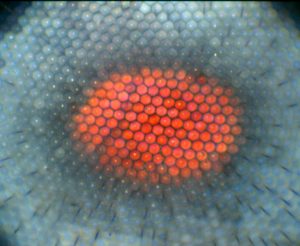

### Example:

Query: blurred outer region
xmin=0 ymin=3 xmax=27 ymax=246
xmin=0 ymin=2 xmax=300 ymax=36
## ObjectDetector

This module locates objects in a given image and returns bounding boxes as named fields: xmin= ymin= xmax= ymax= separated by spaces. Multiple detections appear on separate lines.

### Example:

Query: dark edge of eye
xmin=272 ymin=2 xmax=300 ymax=29
xmin=0 ymin=229 xmax=14 ymax=246
xmin=0 ymin=2 xmax=31 ymax=35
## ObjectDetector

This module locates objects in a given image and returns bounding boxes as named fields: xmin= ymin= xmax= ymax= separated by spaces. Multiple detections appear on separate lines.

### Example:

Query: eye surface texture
xmin=0 ymin=2 xmax=300 ymax=246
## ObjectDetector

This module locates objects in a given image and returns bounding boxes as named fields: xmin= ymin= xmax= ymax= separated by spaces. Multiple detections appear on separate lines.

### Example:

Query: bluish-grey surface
xmin=0 ymin=2 xmax=299 ymax=246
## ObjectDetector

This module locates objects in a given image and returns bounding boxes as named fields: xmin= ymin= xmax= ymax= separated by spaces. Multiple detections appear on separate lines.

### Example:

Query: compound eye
xmin=0 ymin=2 xmax=300 ymax=246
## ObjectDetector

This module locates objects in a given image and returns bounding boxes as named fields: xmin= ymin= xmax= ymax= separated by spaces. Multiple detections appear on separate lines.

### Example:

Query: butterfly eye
xmin=0 ymin=2 xmax=299 ymax=246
